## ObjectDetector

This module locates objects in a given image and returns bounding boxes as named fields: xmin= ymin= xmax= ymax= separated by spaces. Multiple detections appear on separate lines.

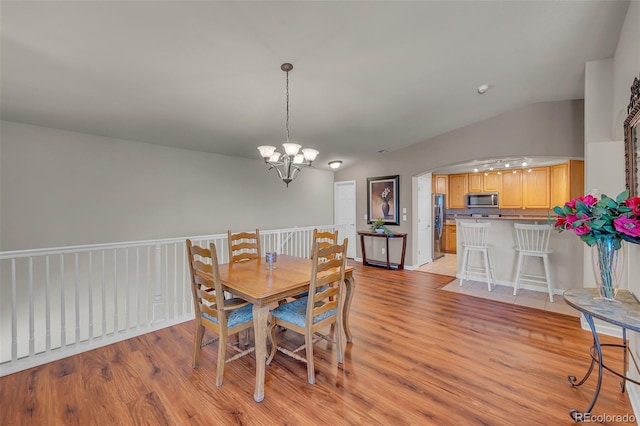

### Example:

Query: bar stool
xmin=512 ymin=223 xmax=554 ymax=302
xmin=459 ymin=221 xmax=495 ymax=291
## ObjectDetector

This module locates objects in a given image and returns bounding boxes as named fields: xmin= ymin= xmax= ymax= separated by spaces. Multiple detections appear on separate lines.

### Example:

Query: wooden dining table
xmin=216 ymin=254 xmax=355 ymax=402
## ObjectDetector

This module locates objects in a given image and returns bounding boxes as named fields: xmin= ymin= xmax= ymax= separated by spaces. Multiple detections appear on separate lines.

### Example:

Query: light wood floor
xmin=0 ymin=262 xmax=634 ymax=425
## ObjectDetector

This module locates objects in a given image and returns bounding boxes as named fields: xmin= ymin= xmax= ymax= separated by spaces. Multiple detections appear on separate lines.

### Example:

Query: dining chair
xmin=291 ymin=228 xmax=340 ymax=300
xmin=186 ymin=239 xmax=254 ymax=386
xmin=228 ymin=229 xmax=261 ymax=262
xmin=266 ymin=239 xmax=348 ymax=384
xmin=310 ymin=229 xmax=339 ymax=260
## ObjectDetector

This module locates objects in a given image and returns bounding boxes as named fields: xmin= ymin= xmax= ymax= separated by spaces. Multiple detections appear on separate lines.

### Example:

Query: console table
xmin=563 ymin=288 xmax=640 ymax=422
xmin=358 ymin=231 xmax=407 ymax=270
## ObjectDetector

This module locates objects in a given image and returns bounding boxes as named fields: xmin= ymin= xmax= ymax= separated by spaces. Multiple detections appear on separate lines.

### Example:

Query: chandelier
xmin=257 ymin=63 xmax=318 ymax=187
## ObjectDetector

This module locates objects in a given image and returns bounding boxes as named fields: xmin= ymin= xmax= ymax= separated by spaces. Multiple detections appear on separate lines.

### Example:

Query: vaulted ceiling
xmin=0 ymin=1 xmax=630 ymax=170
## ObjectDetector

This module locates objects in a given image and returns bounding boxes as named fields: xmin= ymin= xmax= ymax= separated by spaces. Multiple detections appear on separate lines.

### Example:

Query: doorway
xmin=334 ymin=180 xmax=356 ymax=259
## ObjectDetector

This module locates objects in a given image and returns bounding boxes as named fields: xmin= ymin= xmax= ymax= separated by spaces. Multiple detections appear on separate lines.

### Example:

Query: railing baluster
xmin=11 ymin=258 xmax=17 ymax=361
xmin=101 ymin=250 xmax=106 ymax=338
xmin=28 ymin=257 xmax=34 ymax=356
xmin=125 ymin=248 xmax=129 ymax=331
xmin=88 ymin=252 xmax=93 ymax=340
xmin=146 ymin=245 xmax=152 ymax=326
xmin=60 ymin=254 xmax=66 ymax=348
xmin=113 ymin=248 xmax=118 ymax=334
xmin=45 ymin=256 xmax=51 ymax=353
xmin=135 ymin=247 xmax=142 ymax=330
xmin=173 ymin=243 xmax=178 ymax=318
xmin=75 ymin=253 xmax=80 ymax=345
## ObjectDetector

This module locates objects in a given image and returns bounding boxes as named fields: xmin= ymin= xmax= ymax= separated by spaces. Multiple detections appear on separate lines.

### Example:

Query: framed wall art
xmin=367 ymin=175 xmax=399 ymax=225
xmin=625 ymin=73 xmax=640 ymax=197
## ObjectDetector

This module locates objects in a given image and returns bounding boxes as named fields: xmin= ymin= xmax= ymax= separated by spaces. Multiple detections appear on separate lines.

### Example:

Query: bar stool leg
xmin=487 ymin=249 xmax=496 ymax=289
xmin=483 ymin=249 xmax=492 ymax=292
xmin=459 ymin=248 xmax=469 ymax=286
xmin=513 ymin=252 xmax=524 ymax=296
xmin=542 ymin=254 xmax=554 ymax=302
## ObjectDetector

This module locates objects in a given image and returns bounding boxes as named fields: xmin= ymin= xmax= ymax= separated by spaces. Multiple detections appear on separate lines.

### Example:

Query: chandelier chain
xmin=285 ymin=69 xmax=290 ymax=143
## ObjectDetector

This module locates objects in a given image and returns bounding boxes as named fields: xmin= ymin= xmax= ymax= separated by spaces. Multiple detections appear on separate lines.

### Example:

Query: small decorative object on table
xmin=265 ymin=251 xmax=277 ymax=270
xmin=550 ymin=189 xmax=640 ymax=301
xmin=371 ymin=218 xmax=387 ymax=234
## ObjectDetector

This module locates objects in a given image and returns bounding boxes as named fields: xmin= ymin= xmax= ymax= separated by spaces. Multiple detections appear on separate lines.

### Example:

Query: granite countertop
xmin=448 ymin=215 xmax=550 ymax=222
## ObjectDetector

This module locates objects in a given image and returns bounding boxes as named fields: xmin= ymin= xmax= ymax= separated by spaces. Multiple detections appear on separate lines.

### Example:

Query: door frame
xmin=334 ymin=180 xmax=357 ymax=259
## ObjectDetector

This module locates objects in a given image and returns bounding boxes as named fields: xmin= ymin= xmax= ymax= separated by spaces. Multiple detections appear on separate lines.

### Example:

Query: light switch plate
xmin=403 ymin=207 xmax=407 ymax=214
xmin=403 ymin=214 xmax=407 ymax=221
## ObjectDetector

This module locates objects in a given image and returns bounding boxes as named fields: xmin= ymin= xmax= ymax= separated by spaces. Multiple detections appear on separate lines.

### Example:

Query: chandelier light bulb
xmin=302 ymin=148 xmax=319 ymax=162
xmin=283 ymin=142 xmax=301 ymax=156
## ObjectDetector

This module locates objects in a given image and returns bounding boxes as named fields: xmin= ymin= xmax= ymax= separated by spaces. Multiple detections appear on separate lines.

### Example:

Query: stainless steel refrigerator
xmin=433 ymin=193 xmax=445 ymax=260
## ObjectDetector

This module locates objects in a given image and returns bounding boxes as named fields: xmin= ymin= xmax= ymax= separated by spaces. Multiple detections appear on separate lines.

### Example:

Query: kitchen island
xmin=454 ymin=217 xmax=584 ymax=296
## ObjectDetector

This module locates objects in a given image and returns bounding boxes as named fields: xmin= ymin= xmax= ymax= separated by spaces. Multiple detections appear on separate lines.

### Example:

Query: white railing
xmin=0 ymin=224 xmax=341 ymax=377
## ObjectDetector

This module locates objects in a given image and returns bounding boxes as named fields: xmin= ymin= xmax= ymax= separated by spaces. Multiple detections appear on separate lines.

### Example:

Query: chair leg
xmin=482 ymin=249 xmax=492 ymax=292
xmin=193 ymin=323 xmax=204 ymax=368
xmin=266 ymin=321 xmax=278 ymax=365
xmin=216 ymin=331 xmax=226 ymax=387
xmin=513 ymin=253 xmax=524 ymax=296
xmin=542 ymin=254 xmax=554 ymax=303
xmin=460 ymin=248 xmax=469 ymax=286
xmin=305 ymin=330 xmax=315 ymax=385
xmin=335 ymin=318 xmax=344 ymax=364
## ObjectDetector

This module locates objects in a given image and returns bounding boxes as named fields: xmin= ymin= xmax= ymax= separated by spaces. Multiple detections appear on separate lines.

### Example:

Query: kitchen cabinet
xmin=550 ymin=160 xmax=584 ymax=208
xmin=468 ymin=172 xmax=500 ymax=193
xmin=448 ymin=174 xmax=468 ymax=209
xmin=483 ymin=172 xmax=501 ymax=192
xmin=468 ymin=173 xmax=483 ymax=193
xmin=433 ymin=174 xmax=449 ymax=208
xmin=523 ymin=167 xmax=550 ymax=208
xmin=500 ymin=170 xmax=523 ymax=208
xmin=444 ymin=224 xmax=457 ymax=254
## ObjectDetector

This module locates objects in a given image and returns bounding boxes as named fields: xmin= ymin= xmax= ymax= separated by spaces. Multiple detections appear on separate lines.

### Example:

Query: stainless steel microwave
xmin=466 ymin=192 xmax=499 ymax=208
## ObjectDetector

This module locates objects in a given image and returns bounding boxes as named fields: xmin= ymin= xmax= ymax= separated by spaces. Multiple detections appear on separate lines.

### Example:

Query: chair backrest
xmin=186 ymin=239 xmax=226 ymax=326
xmin=310 ymin=229 xmax=339 ymax=260
xmin=459 ymin=221 xmax=491 ymax=248
xmin=514 ymin=223 xmax=552 ymax=252
xmin=227 ymin=229 xmax=261 ymax=263
xmin=306 ymin=239 xmax=348 ymax=327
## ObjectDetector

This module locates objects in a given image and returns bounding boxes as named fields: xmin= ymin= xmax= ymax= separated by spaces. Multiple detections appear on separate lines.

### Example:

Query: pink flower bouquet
xmin=550 ymin=190 xmax=640 ymax=248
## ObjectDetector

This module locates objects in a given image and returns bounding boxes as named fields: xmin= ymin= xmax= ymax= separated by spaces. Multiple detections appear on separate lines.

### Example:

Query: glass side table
xmin=563 ymin=288 xmax=640 ymax=422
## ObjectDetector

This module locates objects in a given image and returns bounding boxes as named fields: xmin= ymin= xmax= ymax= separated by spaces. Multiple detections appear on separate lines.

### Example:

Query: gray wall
xmin=0 ymin=121 xmax=335 ymax=250
xmin=335 ymin=100 xmax=585 ymax=265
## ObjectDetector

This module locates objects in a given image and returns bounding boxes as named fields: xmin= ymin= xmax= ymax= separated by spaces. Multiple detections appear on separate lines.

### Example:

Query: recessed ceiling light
xmin=477 ymin=84 xmax=489 ymax=94
xmin=505 ymin=163 xmax=510 ymax=168
xmin=328 ymin=160 xmax=342 ymax=169
xmin=522 ymin=161 xmax=528 ymax=167
xmin=473 ymin=168 xmax=479 ymax=173
xmin=377 ymin=149 xmax=388 ymax=154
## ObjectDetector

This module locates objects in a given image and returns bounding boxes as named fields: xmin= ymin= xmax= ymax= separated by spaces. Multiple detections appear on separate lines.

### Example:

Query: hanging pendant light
xmin=257 ymin=63 xmax=318 ymax=187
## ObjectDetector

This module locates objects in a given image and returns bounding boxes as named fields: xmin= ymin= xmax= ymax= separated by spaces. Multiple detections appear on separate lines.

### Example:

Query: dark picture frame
xmin=624 ymin=74 xmax=640 ymax=197
xmin=367 ymin=175 xmax=400 ymax=225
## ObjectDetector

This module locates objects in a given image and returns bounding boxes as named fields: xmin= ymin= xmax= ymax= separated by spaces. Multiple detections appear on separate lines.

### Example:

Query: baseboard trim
xmin=627 ymin=383 xmax=640 ymax=421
